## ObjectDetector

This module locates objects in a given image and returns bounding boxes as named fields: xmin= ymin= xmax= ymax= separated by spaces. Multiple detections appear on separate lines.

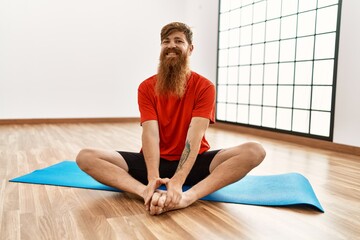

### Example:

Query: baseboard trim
xmin=1 ymin=117 xmax=359 ymax=156
xmin=212 ymin=122 xmax=360 ymax=156
xmin=0 ymin=117 xmax=140 ymax=125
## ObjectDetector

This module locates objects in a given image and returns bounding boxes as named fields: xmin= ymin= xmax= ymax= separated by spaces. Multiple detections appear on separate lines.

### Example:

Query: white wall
xmin=0 ymin=0 xmax=218 ymax=119
xmin=333 ymin=0 xmax=360 ymax=147
xmin=1 ymin=0 xmax=359 ymax=148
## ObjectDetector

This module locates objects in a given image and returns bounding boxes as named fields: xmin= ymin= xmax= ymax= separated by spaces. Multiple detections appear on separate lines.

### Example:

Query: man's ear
xmin=189 ymin=44 xmax=194 ymax=55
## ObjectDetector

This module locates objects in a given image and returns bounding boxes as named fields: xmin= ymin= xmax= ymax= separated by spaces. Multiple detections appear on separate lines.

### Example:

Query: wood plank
xmin=1 ymin=122 xmax=360 ymax=239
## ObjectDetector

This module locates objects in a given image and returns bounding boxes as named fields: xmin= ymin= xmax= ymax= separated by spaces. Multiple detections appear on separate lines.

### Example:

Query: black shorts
xmin=117 ymin=150 xmax=221 ymax=186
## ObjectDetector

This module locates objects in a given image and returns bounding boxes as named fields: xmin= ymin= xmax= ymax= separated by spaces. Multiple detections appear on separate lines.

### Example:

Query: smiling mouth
xmin=166 ymin=52 xmax=178 ymax=57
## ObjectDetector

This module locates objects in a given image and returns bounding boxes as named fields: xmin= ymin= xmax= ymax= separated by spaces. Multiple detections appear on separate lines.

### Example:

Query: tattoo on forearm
xmin=177 ymin=140 xmax=191 ymax=171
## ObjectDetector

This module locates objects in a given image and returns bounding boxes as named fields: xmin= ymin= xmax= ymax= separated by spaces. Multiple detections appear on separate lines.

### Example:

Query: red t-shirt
xmin=138 ymin=71 xmax=215 ymax=161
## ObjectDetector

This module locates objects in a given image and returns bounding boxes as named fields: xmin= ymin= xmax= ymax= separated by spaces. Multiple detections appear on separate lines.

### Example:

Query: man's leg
xmin=150 ymin=142 xmax=266 ymax=214
xmin=76 ymin=148 xmax=147 ymax=199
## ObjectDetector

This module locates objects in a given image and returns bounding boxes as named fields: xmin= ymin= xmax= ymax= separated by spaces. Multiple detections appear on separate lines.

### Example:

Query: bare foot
xmin=149 ymin=191 xmax=167 ymax=215
xmin=149 ymin=190 xmax=195 ymax=215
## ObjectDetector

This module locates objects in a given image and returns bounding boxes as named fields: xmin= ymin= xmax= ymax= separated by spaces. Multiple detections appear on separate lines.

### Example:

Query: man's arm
xmin=142 ymin=120 xmax=168 ymax=208
xmin=165 ymin=116 xmax=210 ymax=208
xmin=142 ymin=120 xmax=160 ymax=180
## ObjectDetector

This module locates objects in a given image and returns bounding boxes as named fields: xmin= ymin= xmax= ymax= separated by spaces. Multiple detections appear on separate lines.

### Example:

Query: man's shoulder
xmin=191 ymin=71 xmax=214 ymax=87
xmin=139 ymin=74 xmax=157 ymax=89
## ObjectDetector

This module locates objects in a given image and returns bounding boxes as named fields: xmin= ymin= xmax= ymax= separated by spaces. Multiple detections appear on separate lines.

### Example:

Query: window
xmin=217 ymin=0 xmax=342 ymax=140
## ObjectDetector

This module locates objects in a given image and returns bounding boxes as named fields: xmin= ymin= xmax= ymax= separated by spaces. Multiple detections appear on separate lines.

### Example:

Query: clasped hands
xmin=143 ymin=177 xmax=183 ymax=215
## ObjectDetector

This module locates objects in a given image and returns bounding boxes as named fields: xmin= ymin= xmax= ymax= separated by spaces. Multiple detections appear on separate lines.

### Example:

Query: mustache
xmin=161 ymin=47 xmax=182 ymax=57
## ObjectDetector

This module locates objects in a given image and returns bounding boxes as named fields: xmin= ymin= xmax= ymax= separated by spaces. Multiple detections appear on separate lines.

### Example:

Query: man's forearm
xmin=142 ymin=135 xmax=160 ymax=180
xmin=172 ymin=117 xmax=210 ymax=184
xmin=172 ymin=139 xmax=201 ymax=185
xmin=141 ymin=120 xmax=161 ymax=181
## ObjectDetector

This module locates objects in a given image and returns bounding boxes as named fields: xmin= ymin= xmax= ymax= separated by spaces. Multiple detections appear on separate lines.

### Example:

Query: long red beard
xmin=156 ymin=48 xmax=190 ymax=97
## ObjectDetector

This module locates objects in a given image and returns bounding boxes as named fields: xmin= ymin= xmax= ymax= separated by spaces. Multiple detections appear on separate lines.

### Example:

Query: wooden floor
xmin=1 ymin=122 xmax=359 ymax=240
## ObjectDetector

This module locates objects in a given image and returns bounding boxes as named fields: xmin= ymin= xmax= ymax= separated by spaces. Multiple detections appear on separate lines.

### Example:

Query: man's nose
xmin=168 ymin=41 xmax=177 ymax=48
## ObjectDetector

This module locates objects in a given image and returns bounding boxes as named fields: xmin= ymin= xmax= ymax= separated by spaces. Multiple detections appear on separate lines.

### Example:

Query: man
xmin=76 ymin=22 xmax=266 ymax=215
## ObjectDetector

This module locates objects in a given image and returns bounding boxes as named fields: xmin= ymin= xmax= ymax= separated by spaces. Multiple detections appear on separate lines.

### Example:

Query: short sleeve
xmin=192 ymin=83 xmax=216 ymax=123
xmin=138 ymin=80 xmax=158 ymax=124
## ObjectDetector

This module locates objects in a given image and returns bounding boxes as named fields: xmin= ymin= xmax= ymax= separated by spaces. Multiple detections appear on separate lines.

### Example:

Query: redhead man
xmin=76 ymin=22 xmax=266 ymax=215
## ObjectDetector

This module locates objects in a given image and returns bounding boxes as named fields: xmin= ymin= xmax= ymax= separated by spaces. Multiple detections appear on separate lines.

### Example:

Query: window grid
xmin=216 ymin=0 xmax=341 ymax=140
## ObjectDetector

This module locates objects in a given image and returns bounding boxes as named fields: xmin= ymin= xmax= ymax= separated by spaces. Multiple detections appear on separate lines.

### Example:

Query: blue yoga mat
xmin=10 ymin=161 xmax=324 ymax=212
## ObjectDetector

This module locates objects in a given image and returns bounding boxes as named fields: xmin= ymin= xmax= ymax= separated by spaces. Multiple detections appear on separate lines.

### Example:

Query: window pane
xmin=238 ymin=66 xmax=250 ymax=84
xmin=264 ymin=63 xmax=278 ymax=84
xmin=219 ymin=12 xmax=230 ymax=31
xmin=263 ymin=86 xmax=277 ymax=106
xmin=293 ymin=109 xmax=310 ymax=133
xmin=230 ymin=0 xmax=241 ymax=9
xmin=295 ymin=61 xmax=313 ymax=85
xmin=239 ymin=46 xmax=251 ymax=64
xmin=241 ymin=0 xmax=253 ymax=7
xmin=227 ymin=85 xmax=238 ymax=103
xmin=229 ymin=8 xmax=241 ymax=29
xmin=296 ymin=36 xmax=314 ymax=61
xmin=250 ymin=86 xmax=263 ymax=105
xmin=278 ymin=86 xmax=293 ymax=108
xmin=297 ymin=11 xmax=316 ymax=37
xmin=312 ymin=86 xmax=333 ymax=111
xmin=262 ymin=107 xmax=276 ymax=128
xmin=310 ymin=111 xmax=331 ymax=137
xmin=276 ymin=108 xmax=292 ymax=130
xmin=226 ymin=104 xmax=237 ymax=122
xmin=251 ymin=43 xmax=265 ymax=64
xmin=315 ymin=33 xmax=336 ymax=59
xmin=228 ymin=66 xmax=238 ymax=84
xmin=251 ymin=65 xmax=263 ymax=84
xmin=238 ymin=86 xmax=250 ymax=104
xmin=228 ymin=47 xmax=239 ymax=66
xmin=265 ymin=41 xmax=279 ymax=63
xmin=218 ymin=67 xmax=228 ymax=84
xmin=237 ymin=105 xmax=249 ymax=124
xmin=281 ymin=15 xmax=297 ymax=39
xmin=253 ymin=1 xmax=266 ymax=23
xmin=252 ymin=22 xmax=265 ymax=44
xmin=220 ymin=0 xmax=230 ymax=13
xmin=313 ymin=60 xmax=334 ymax=85
xmin=228 ymin=28 xmax=240 ymax=47
xmin=217 ymin=85 xmax=227 ymax=102
xmin=278 ymin=62 xmax=294 ymax=84
xmin=217 ymin=103 xmax=227 ymax=120
xmin=294 ymin=86 xmax=311 ymax=109
xmin=240 ymin=25 xmax=252 ymax=45
xmin=316 ymin=5 xmax=338 ymax=34
xmin=282 ymin=0 xmax=298 ymax=16
xmin=241 ymin=5 xmax=253 ymax=26
xmin=267 ymin=0 xmax=282 ymax=20
xmin=318 ymin=0 xmax=338 ymax=8
xmin=298 ymin=0 xmax=317 ymax=12
xmin=279 ymin=39 xmax=296 ymax=62
xmin=219 ymin=31 xmax=229 ymax=49
xmin=218 ymin=49 xmax=228 ymax=67
xmin=249 ymin=105 xmax=262 ymax=126
xmin=266 ymin=19 xmax=280 ymax=41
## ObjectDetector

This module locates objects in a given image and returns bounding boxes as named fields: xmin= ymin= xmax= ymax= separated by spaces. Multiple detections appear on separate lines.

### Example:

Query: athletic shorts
xmin=117 ymin=150 xmax=221 ymax=186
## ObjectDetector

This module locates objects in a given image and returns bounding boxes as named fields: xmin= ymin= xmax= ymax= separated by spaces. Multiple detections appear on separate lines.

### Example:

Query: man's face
xmin=160 ymin=31 xmax=193 ymax=64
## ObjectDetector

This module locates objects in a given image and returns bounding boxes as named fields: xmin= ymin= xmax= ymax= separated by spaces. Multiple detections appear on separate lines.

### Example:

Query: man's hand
xmin=143 ymin=178 xmax=169 ymax=211
xmin=164 ymin=179 xmax=183 ymax=209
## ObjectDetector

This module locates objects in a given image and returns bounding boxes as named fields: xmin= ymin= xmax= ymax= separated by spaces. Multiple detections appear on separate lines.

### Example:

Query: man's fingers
xmin=158 ymin=193 xmax=167 ymax=208
xmin=164 ymin=192 xmax=173 ymax=207
xmin=144 ymin=191 xmax=153 ymax=206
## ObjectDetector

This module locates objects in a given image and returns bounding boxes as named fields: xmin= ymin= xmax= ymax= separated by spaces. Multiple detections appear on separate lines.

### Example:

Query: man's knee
xmin=242 ymin=142 xmax=266 ymax=167
xmin=76 ymin=148 xmax=97 ymax=171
